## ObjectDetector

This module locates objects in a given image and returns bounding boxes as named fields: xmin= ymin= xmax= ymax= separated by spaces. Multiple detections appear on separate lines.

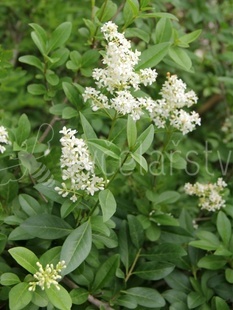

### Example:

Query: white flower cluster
xmin=28 ymin=261 xmax=66 ymax=291
xmin=55 ymin=127 xmax=105 ymax=201
xmin=83 ymin=22 xmax=200 ymax=134
xmin=148 ymin=73 xmax=201 ymax=134
xmin=83 ymin=21 xmax=158 ymax=121
xmin=221 ymin=115 xmax=233 ymax=143
xmin=0 ymin=125 xmax=11 ymax=154
xmin=184 ymin=178 xmax=227 ymax=212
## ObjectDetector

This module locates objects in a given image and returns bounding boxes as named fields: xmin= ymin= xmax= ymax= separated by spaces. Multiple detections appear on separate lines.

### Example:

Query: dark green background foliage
xmin=0 ymin=0 xmax=232 ymax=309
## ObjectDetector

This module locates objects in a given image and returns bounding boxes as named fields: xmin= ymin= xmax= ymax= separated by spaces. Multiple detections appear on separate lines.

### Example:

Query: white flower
xmin=146 ymin=73 xmax=200 ymax=134
xmin=29 ymin=261 xmax=66 ymax=291
xmin=221 ymin=115 xmax=233 ymax=143
xmin=184 ymin=178 xmax=227 ymax=212
xmin=82 ymin=21 xmax=157 ymax=120
xmin=55 ymin=127 xmax=105 ymax=200
xmin=0 ymin=125 xmax=11 ymax=154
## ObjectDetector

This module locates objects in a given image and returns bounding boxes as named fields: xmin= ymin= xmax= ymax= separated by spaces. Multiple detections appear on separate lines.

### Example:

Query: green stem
xmin=125 ymin=248 xmax=142 ymax=282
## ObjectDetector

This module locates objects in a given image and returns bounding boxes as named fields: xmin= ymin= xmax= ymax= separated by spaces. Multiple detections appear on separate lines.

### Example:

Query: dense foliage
xmin=0 ymin=1 xmax=232 ymax=309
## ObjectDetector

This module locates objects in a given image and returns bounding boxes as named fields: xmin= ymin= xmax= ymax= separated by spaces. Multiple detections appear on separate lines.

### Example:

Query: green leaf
xmin=60 ymin=220 xmax=92 ymax=275
xmin=124 ymin=287 xmax=166 ymax=308
xmin=62 ymin=107 xmax=78 ymax=119
xmin=135 ymin=261 xmax=175 ymax=280
xmin=66 ymin=51 xmax=82 ymax=70
xmin=19 ymin=55 xmax=43 ymax=71
xmin=143 ymin=243 xmax=186 ymax=262
xmin=62 ymin=82 xmax=80 ymax=107
xmin=139 ymin=12 xmax=178 ymax=21
xmin=187 ymin=291 xmax=206 ymax=309
xmin=213 ymin=296 xmax=230 ymax=310
xmin=152 ymin=214 xmax=179 ymax=226
xmin=31 ymin=289 xmax=48 ymax=307
xmin=34 ymin=182 xmax=64 ymax=203
xmin=49 ymin=103 xmax=66 ymax=116
xmin=0 ymin=233 xmax=7 ymax=254
xmin=27 ymin=83 xmax=46 ymax=95
xmin=8 ymin=247 xmax=38 ymax=274
xmin=0 ymin=273 xmax=21 ymax=286
xmin=136 ymin=42 xmax=171 ymax=70
xmin=125 ymin=27 xmax=150 ymax=43
xmin=40 ymin=247 xmax=62 ymax=266
xmin=116 ymin=294 xmax=137 ymax=309
xmin=29 ymin=23 xmax=47 ymax=55
xmin=19 ymin=194 xmax=43 ymax=216
xmin=99 ymin=189 xmax=117 ymax=222
xmin=96 ymin=0 xmax=118 ymax=22
xmin=45 ymin=285 xmax=72 ymax=310
xmin=47 ymin=22 xmax=72 ymax=53
xmin=131 ymin=152 xmax=148 ymax=172
xmin=16 ymin=113 xmax=31 ymax=145
xmin=225 ymin=268 xmax=233 ymax=284
xmin=197 ymin=255 xmax=227 ymax=270
xmin=123 ymin=0 xmax=140 ymax=27
xmin=45 ymin=71 xmax=59 ymax=86
xmin=190 ymin=231 xmax=220 ymax=251
xmin=154 ymin=18 xmax=173 ymax=43
xmin=179 ymin=29 xmax=202 ymax=45
xmin=92 ymin=254 xmax=119 ymax=291
xmin=21 ymin=214 xmax=73 ymax=239
xmin=127 ymin=115 xmax=137 ymax=149
xmin=169 ymin=46 xmax=192 ymax=70
xmin=81 ymin=50 xmax=100 ymax=68
xmin=127 ymin=215 xmax=144 ymax=248
xmin=70 ymin=288 xmax=89 ymax=305
xmin=134 ymin=124 xmax=154 ymax=154
xmin=9 ymin=283 xmax=33 ymax=310
xmin=87 ymin=138 xmax=121 ymax=160
xmin=217 ymin=211 xmax=231 ymax=246
xmin=146 ymin=190 xmax=180 ymax=204
xmin=80 ymin=112 xmax=97 ymax=139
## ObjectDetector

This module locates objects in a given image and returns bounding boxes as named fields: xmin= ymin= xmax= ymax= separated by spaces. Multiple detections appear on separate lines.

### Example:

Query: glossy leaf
xmin=19 ymin=55 xmax=43 ymax=71
xmin=19 ymin=194 xmax=43 ymax=216
xmin=0 ymin=273 xmax=21 ymax=286
xmin=62 ymin=82 xmax=80 ymax=107
xmin=169 ymin=46 xmax=192 ymax=70
xmin=92 ymin=254 xmax=120 ymax=291
xmin=124 ymin=287 xmax=165 ymax=308
xmin=136 ymin=42 xmax=170 ymax=70
xmin=135 ymin=261 xmax=175 ymax=280
xmin=127 ymin=115 xmax=137 ymax=149
xmin=8 ymin=247 xmax=38 ymax=274
xmin=134 ymin=124 xmax=154 ymax=154
xmin=45 ymin=285 xmax=72 ymax=310
xmin=60 ymin=220 xmax=92 ymax=275
xmin=99 ymin=189 xmax=117 ymax=222
xmin=197 ymin=255 xmax=227 ymax=270
xmin=9 ymin=283 xmax=32 ymax=310
xmin=21 ymin=214 xmax=73 ymax=239
xmin=155 ymin=18 xmax=173 ymax=43
xmin=127 ymin=215 xmax=144 ymax=248
xmin=217 ymin=211 xmax=231 ymax=246
xmin=70 ymin=288 xmax=89 ymax=305
xmin=47 ymin=22 xmax=72 ymax=53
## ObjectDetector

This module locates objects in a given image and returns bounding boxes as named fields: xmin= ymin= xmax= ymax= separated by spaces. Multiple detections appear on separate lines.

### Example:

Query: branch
xmin=62 ymin=277 xmax=114 ymax=310
xmin=197 ymin=94 xmax=224 ymax=115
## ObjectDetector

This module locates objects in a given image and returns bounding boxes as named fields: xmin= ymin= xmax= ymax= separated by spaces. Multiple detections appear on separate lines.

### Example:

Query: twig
xmin=197 ymin=94 xmax=224 ymax=115
xmin=38 ymin=116 xmax=60 ymax=143
xmin=62 ymin=277 xmax=115 ymax=310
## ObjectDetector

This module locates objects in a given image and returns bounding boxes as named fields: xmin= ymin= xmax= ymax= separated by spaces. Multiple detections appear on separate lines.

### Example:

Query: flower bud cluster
xmin=184 ymin=178 xmax=227 ymax=212
xmin=28 ymin=261 xmax=66 ymax=291
xmin=0 ymin=125 xmax=11 ymax=154
xmin=55 ymin=127 xmax=105 ymax=201
xmin=83 ymin=22 xmax=200 ymax=134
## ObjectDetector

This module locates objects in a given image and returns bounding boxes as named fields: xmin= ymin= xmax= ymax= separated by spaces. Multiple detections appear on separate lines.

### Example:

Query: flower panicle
xmin=184 ymin=178 xmax=227 ymax=212
xmin=28 ymin=260 xmax=66 ymax=291
xmin=0 ymin=125 xmax=11 ymax=154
